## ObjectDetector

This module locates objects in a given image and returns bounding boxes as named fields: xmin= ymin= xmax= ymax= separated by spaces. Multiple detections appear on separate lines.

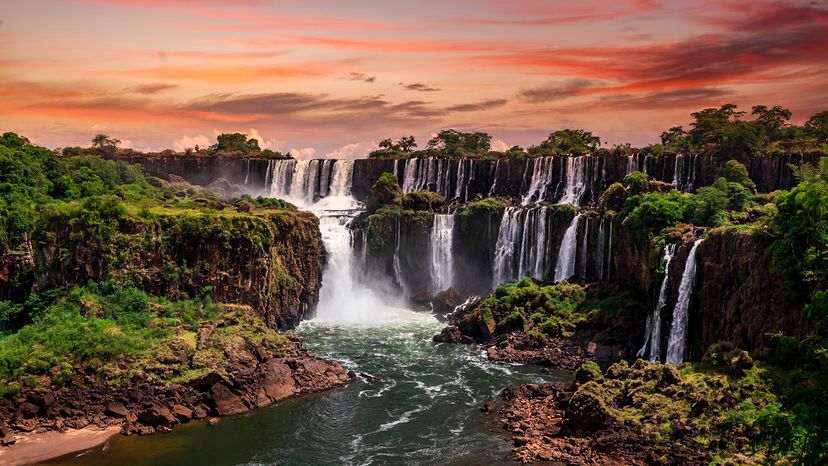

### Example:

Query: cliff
xmin=0 ymin=205 xmax=323 ymax=330
xmin=108 ymin=152 xmax=821 ymax=206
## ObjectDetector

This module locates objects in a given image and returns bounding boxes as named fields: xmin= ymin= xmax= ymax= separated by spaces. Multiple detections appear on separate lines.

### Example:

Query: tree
xmin=687 ymin=104 xmax=743 ymax=147
xmin=427 ymin=129 xmax=491 ymax=155
xmin=660 ymin=126 xmax=687 ymax=148
xmin=529 ymin=129 xmax=601 ymax=156
xmin=804 ymin=110 xmax=828 ymax=144
xmin=209 ymin=133 xmax=262 ymax=155
xmin=91 ymin=134 xmax=121 ymax=153
xmin=752 ymin=105 xmax=792 ymax=140
xmin=398 ymin=136 xmax=417 ymax=152
xmin=718 ymin=160 xmax=756 ymax=192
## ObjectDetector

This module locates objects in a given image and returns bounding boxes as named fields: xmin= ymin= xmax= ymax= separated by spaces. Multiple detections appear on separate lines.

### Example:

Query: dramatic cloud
xmin=446 ymin=99 xmax=508 ymax=112
xmin=2 ymin=0 xmax=825 ymax=151
xmin=324 ymin=141 xmax=380 ymax=159
xmin=491 ymin=138 xmax=510 ymax=152
xmin=518 ymin=79 xmax=596 ymax=102
xmin=400 ymin=82 xmax=441 ymax=92
xmin=172 ymin=134 xmax=211 ymax=151
xmin=290 ymin=147 xmax=317 ymax=159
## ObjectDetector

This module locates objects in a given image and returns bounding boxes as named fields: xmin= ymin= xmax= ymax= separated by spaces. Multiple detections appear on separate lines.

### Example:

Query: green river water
xmin=38 ymin=310 xmax=566 ymax=466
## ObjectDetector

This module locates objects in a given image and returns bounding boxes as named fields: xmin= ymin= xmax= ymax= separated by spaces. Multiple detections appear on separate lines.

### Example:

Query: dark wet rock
xmin=481 ymin=399 xmax=495 ymax=414
xmin=432 ymin=326 xmax=468 ymax=344
xmin=360 ymin=372 xmax=381 ymax=384
xmin=171 ymin=404 xmax=193 ymax=422
xmin=208 ymin=383 xmax=248 ymax=416
xmin=431 ymin=287 xmax=465 ymax=314
xmin=105 ymin=401 xmax=130 ymax=419
xmin=138 ymin=406 xmax=177 ymax=427
xmin=409 ymin=288 xmax=433 ymax=312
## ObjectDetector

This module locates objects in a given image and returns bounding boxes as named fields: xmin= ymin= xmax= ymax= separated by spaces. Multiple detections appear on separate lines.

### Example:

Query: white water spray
xmin=554 ymin=214 xmax=580 ymax=283
xmin=430 ymin=214 xmax=455 ymax=291
xmin=665 ymin=239 xmax=703 ymax=365
xmin=637 ymin=243 xmax=677 ymax=361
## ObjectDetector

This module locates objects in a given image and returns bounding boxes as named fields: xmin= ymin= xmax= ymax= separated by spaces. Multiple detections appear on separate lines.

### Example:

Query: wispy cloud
xmin=341 ymin=72 xmax=376 ymax=83
xmin=400 ymin=82 xmax=441 ymax=92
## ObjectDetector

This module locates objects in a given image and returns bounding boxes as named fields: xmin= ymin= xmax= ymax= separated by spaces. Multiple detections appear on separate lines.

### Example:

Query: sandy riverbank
xmin=0 ymin=426 xmax=121 ymax=466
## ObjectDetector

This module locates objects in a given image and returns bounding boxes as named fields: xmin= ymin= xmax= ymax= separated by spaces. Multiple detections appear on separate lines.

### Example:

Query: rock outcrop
xmin=0 ymin=208 xmax=323 ymax=330
xmin=0 ymin=306 xmax=351 ymax=441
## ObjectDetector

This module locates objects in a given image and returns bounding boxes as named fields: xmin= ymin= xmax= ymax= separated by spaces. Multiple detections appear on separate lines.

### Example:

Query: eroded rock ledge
xmin=0 ymin=306 xmax=350 ymax=443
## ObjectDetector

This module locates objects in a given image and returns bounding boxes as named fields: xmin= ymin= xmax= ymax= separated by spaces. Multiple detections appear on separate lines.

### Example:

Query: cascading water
xmin=430 ymin=214 xmax=455 ymax=291
xmin=665 ymin=239 xmax=703 ymax=365
xmin=554 ymin=213 xmax=580 ymax=283
xmin=595 ymin=218 xmax=606 ymax=280
xmin=637 ymin=243 xmax=677 ymax=361
xmin=492 ymin=207 xmax=521 ymax=287
xmin=558 ymin=155 xmax=587 ymax=205
xmin=580 ymin=216 xmax=589 ymax=280
xmin=267 ymin=159 xmax=358 ymax=209
xmin=522 ymin=157 xmax=555 ymax=205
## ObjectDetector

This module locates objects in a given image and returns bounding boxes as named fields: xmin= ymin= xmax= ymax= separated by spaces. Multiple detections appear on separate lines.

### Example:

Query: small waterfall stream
xmin=430 ymin=214 xmax=455 ymax=291
xmin=665 ymin=239 xmax=703 ymax=365
xmin=637 ymin=243 xmax=677 ymax=361
xmin=554 ymin=214 xmax=580 ymax=283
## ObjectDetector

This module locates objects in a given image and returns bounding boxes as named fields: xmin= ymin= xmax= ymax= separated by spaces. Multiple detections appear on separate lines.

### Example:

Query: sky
xmin=1 ymin=0 xmax=826 ymax=158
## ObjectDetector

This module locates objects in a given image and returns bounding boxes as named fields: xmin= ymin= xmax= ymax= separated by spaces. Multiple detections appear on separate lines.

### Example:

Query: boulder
xmin=138 ymin=406 xmax=177 ymax=427
xmin=171 ymin=404 xmax=193 ymax=423
xmin=18 ymin=402 xmax=40 ymax=419
xmin=105 ymin=401 xmax=130 ymax=419
xmin=432 ymin=287 xmax=465 ymax=314
xmin=432 ymin=326 xmax=463 ymax=343
xmin=564 ymin=386 xmax=612 ymax=436
xmin=263 ymin=360 xmax=296 ymax=402
xmin=208 ymin=383 xmax=248 ymax=416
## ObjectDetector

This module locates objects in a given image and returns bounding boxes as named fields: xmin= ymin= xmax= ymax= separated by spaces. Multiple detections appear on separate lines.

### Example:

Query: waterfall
xmin=558 ymin=156 xmax=587 ymax=205
xmin=580 ymin=216 xmax=589 ymax=280
xmin=402 ymin=158 xmax=420 ymax=193
xmin=454 ymin=159 xmax=467 ymax=201
xmin=243 ymin=159 xmax=251 ymax=185
xmin=522 ymin=157 xmax=554 ymax=205
xmin=266 ymin=158 xmax=356 ymax=208
xmin=626 ymin=154 xmax=635 ymax=174
xmin=492 ymin=207 xmax=521 ymax=287
xmin=606 ymin=219 xmax=613 ymax=281
xmin=491 ymin=206 xmax=553 ymax=287
xmin=430 ymin=214 xmax=455 ymax=291
xmin=554 ymin=214 xmax=580 ymax=283
xmin=595 ymin=218 xmax=606 ymax=280
xmin=637 ymin=243 xmax=677 ymax=361
xmin=665 ymin=239 xmax=703 ymax=365
xmin=393 ymin=216 xmax=405 ymax=294
xmin=315 ymin=214 xmax=403 ymax=324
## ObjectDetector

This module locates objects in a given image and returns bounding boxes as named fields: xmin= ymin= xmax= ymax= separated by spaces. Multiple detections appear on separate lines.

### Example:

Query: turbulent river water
xmin=39 ymin=199 xmax=567 ymax=465
xmin=40 ymin=311 xmax=565 ymax=466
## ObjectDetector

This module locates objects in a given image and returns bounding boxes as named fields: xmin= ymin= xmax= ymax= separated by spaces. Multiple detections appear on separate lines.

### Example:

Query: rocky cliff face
xmin=0 ymin=305 xmax=349 ymax=439
xmin=109 ymin=152 xmax=821 ymax=207
xmin=689 ymin=229 xmax=807 ymax=359
xmin=0 ymin=209 xmax=323 ymax=330
xmin=105 ymin=154 xmax=273 ymax=191
xmin=609 ymin=226 xmax=809 ymax=360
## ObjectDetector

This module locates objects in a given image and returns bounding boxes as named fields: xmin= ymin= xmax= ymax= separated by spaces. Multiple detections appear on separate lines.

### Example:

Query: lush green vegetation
xmin=479 ymin=278 xmax=587 ymax=338
xmin=0 ymin=133 xmax=306 ymax=398
xmin=616 ymin=159 xmax=761 ymax=239
xmin=569 ymin=359 xmax=779 ymax=464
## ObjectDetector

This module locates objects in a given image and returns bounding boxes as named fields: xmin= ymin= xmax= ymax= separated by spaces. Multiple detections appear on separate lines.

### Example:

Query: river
xmin=39 ymin=310 xmax=564 ymax=466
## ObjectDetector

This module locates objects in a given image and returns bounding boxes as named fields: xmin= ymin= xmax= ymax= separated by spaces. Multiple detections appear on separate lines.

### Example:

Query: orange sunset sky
xmin=1 ymin=0 xmax=826 ymax=157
